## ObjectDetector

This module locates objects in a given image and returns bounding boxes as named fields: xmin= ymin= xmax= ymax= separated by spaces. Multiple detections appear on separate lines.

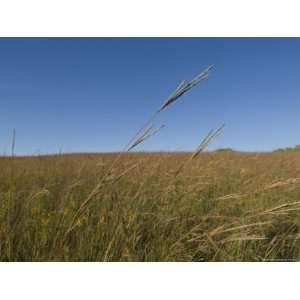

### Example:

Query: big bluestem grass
xmin=64 ymin=65 xmax=216 ymax=238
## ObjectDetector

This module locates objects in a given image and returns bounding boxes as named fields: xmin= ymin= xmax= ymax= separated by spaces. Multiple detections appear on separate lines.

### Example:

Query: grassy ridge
xmin=1 ymin=151 xmax=300 ymax=261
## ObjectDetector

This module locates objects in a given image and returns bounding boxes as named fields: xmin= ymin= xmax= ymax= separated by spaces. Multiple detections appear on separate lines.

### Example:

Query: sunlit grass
xmin=0 ymin=151 xmax=299 ymax=261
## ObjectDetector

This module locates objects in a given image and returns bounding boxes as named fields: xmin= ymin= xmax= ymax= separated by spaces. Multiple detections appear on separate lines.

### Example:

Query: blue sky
xmin=0 ymin=38 xmax=300 ymax=155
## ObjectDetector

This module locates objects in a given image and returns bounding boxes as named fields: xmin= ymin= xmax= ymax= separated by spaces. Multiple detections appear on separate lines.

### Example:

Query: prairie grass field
xmin=1 ymin=150 xmax=300 ymax=261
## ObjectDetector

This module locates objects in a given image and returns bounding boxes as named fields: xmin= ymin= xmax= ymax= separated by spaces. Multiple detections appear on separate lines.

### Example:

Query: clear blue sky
xmin=1 ymin=38 xmax=300 ymax=155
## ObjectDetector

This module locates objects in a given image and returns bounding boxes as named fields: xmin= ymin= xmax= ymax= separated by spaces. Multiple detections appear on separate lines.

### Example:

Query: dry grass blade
xmin=263 ymin=177 xmax=300 ymax=190
xmin=220 ymin=236 xmax=267 ymax=244
xmin=11 ymin=128 xmax=16 ymax=157
xmin=127 ymin=124 xmax=165 ymax=151
xmin=167 ymin=80 xmax=190 ymax=101
xmin=189 ymin=65 xmax=213 ymax=87
xmin=248 ymin=201 xmax=300 ymax=218
xmin=216 ymin=193 xmax=247 ymax=201
xmin=169 ymin=223 xmax=204 ymax=250
xmin=265 ymin=208 xmax=300 ymax=215
xmin=126 ymin=123 xmax=155 ymax=151
xmin=210 ymin=221 xmax=271 ymax=236
xmin=208 ymin=224 xmax=227 ymax=237
xmin=262 ymin=201 xmax=300 ymax=214
xmin=192 ymin=124 xmax=225 ymax=159
xmin=205 ymin=233 xmax=234 ymax=259
xmin=158 ymin=64 xmax=213 ymax=112
xmin=174 ymin=124 xmax=225 ymax=176
xmin=108 ymin=163 xmax=139 ymax=184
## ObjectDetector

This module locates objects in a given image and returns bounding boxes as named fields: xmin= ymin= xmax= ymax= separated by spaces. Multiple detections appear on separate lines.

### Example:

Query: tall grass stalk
xmin=64 ymin=65 xmax=214 ymax=238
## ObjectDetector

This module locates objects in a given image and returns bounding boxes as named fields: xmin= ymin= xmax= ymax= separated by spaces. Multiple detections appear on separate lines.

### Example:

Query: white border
xmin=0 ymin=1 xmax=300 ymax=299
xmin=0 ymin=263 xmax=299 ymax=300
xmin=0 ymin=0 xmax=300 ymax=37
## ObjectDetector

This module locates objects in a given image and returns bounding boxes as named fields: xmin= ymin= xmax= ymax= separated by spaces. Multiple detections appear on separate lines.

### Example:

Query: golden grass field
xmin=1 ymin=150 xmax=300 ymax=261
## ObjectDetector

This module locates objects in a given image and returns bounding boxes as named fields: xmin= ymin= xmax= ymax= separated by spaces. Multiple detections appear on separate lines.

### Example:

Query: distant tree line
xmin=273 ymin=145 xmax=300 ymax=152
xmin=215 ymin=148 xmax=234 ymax=152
